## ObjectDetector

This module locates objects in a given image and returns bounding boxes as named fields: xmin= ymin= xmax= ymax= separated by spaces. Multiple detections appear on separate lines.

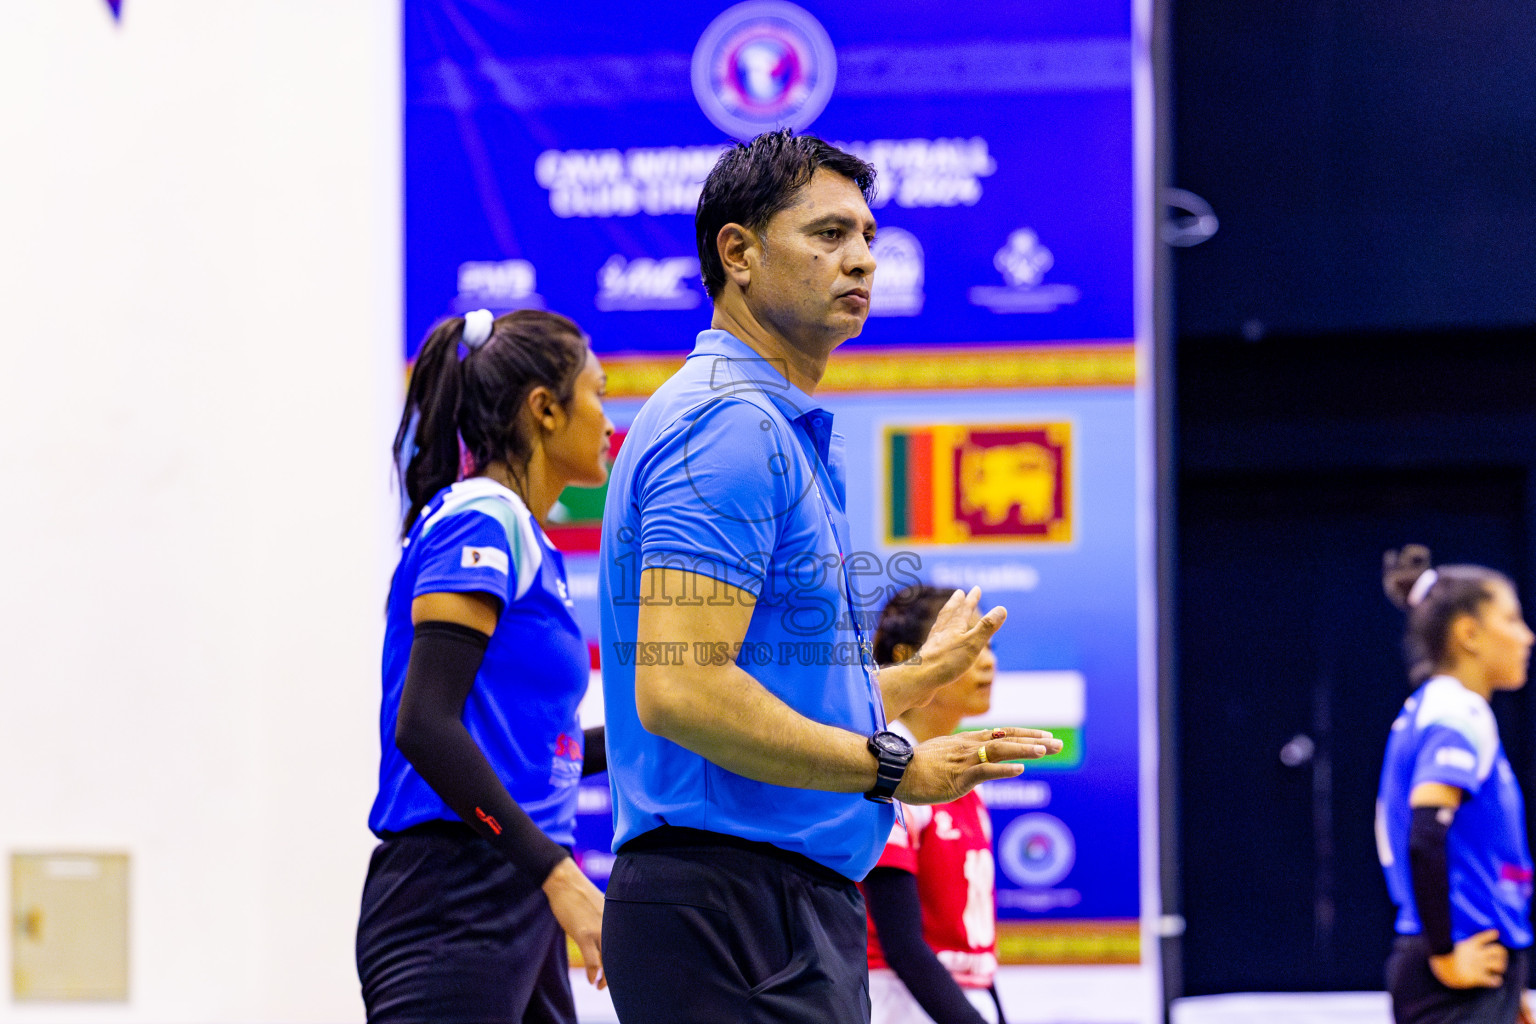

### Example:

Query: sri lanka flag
xmin=886 ymin=423 xmax=1072 ymax=545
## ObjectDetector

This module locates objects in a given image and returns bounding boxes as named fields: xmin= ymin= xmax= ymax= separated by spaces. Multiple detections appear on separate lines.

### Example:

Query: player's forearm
xmin=636 ymin=660 xmax=878 ymax=792
xmin=397 ymin=622 xmax=569 ymax=880
xmin=865 ymin=868 xmax=990 ymax=1024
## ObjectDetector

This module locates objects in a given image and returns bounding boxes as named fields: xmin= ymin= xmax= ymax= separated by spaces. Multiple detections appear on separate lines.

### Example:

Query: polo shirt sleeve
xmin=1410 ymin=724 xmax=1484 ymax=795
xmin=636 ymin=397 xmax=796 ymax=597
xmin=411 ymin=510 xmax=517 ymax=608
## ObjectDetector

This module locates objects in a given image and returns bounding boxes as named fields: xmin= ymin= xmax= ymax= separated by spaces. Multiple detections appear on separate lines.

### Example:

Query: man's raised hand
xmin=908 ymin=588 xmax=1006 ymax=688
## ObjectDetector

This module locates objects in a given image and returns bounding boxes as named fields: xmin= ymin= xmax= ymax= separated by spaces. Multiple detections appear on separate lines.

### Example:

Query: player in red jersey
xmin=864 ymin=585 xmax=1013 ymax=1024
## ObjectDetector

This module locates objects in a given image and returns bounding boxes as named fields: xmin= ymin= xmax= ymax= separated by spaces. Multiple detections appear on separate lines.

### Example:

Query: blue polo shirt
xmin=598 ymin=329 xmax=892 ymax=881
xmin=370 ymin=478 xmax=589 ymax=845
xmin=1377 ymin=675 xmax=1533 ymax=947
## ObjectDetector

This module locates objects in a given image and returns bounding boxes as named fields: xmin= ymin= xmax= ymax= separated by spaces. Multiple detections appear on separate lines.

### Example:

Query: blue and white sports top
xmin=1376 ymin=675 xmax=1533 ymax=947
xmin=368 ymin=478 xmax=588 ymax=845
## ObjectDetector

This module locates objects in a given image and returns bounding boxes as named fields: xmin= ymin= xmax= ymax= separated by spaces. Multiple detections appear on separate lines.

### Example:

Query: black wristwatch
xmin=864 ymin=730 xmax=915 ymax=804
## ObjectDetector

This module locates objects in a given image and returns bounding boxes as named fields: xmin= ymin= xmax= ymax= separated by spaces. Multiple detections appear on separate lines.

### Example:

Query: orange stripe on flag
xmin=932 ymin=425 xmax=963 ymax=543
xmin=909 ymin=431 xmax=934 ymax=540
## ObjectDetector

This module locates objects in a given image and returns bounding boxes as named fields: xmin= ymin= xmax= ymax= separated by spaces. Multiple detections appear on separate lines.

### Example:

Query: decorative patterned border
xmin=600 ymin=342 xmax=1136 ymax=398
xmin=995 ymin=919 xmax=1141 ymax=965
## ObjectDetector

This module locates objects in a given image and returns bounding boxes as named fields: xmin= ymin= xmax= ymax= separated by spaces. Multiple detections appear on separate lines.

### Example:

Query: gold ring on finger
xmin=978 ymin=745 xmax=989 ymax=764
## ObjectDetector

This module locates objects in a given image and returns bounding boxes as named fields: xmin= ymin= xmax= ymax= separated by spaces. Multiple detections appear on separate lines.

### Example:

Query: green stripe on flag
xmin=889 ymin=431 xmax=909 ymax=538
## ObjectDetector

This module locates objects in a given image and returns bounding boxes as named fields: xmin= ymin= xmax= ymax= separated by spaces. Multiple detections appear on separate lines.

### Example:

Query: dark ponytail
xmin=1382 ymin=544 xmax=1512 ymax=686
xmin=873 ymin=584 xmax=957 ymax=665
xmin=393 ymin=309 xmax=588 ymax=535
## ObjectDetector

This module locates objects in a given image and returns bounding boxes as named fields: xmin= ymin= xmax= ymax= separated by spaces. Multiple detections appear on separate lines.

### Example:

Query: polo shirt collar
xmin=688 ymin=328 xmax=823 ymax=412
xmin=689 ymin=329 xmax=838 ymax=463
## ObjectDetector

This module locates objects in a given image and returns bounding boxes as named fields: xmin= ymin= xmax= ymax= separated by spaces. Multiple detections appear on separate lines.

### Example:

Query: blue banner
xmin=406 ymin=0 xmax=1150 ymax=972
xmin=406 ymin=0 xmax=1134 ymax=357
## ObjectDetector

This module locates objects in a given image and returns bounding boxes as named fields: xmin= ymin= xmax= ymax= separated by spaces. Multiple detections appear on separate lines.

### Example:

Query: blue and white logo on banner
xmin=691 ymin=1 xmax=837 ymax=138
xmin=868 ymin=227 xmax=925 ymax=317
xmin=999 ymin=812 xmax=1077 ymax=889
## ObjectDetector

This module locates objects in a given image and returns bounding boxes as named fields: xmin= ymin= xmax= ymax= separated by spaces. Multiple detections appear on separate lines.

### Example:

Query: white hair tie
xmin=462 ymin=309 xmax=494 ymax=352
xmin=1408 ymin=568 xmax=1439 ymax=608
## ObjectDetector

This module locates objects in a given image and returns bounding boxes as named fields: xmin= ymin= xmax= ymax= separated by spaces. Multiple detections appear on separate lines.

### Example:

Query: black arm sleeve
xmin=581 ymin=725 xmax=607 ymax=777
xmin=864 ymin=867 xmax=989 ymax=1024
xmin=395 ymin=620 xmax=569 ymax=882
xmin=1408 ymin=804 xmax=1456 ymax=956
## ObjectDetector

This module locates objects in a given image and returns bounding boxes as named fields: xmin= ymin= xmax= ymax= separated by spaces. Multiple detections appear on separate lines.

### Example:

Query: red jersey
xmin=862 ymin=788 xmax=998 ymax=988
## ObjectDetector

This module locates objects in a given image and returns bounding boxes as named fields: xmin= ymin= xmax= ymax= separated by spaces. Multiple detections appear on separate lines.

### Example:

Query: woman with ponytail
xmin=357 ymin=308 xmax=614 ymax=1024
xmin=1377 ymin=545 xmax=1536 ymax=1024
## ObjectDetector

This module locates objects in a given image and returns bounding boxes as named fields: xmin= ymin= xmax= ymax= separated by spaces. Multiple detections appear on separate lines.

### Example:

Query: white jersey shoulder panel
xmin=420 ymin=478 xmax=544 ymax=601
xmin=1414 ymin=675 xmax=1498 ymax=784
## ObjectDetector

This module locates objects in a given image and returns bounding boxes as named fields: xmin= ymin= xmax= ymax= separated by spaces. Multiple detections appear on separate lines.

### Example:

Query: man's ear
xmin=717 ymin=223 xmax=756 ymax=290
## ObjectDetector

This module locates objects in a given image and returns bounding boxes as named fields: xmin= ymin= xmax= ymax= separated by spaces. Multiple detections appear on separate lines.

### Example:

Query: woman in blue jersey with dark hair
xmin=1378 ymin=544 xmax=1536 ymax=1024
xmin=356 ymin=307 xmax=614 ymax=1024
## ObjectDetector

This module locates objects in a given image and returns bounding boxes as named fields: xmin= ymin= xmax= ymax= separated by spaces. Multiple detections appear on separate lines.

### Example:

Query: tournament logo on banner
xmin=886 ymin=423 xmax=1072 ymax=544
xmin=691 ymin=1 xmax=838 ymax=138
xmin=969 ymin=228 xmax=1083 ymax=315
xmin=868 ymin=227 xmax=925 ymax=317
xmin=595 ymin=256 xmax=702 ymax=312
xmin=452 ymin=259 xmax=543 ymax=315
xmin=999 ymin=813 xmax=1077 ymax=889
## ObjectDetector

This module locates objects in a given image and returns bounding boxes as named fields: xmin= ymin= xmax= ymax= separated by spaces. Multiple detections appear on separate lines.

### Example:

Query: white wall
xmin=0 ymin=2 xmax=401 ymax=1020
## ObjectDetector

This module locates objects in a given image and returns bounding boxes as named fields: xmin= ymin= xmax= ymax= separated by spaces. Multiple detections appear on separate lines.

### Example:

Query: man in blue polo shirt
xmin=597 ymin=130 xmax=1063 ymax=1024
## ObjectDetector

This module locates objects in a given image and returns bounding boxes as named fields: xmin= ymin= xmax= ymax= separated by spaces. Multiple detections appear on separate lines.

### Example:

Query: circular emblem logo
xmin=998 ymin=813 xmax=1076 ymax=888
xmin=692 ymin=2 xmax=837 ymax=139
xmin=869 ymin=227 xmax=925 ymax=316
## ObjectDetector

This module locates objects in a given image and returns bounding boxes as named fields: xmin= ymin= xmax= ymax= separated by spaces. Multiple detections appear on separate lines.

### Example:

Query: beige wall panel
xmin=12 ymin=854 xmax=129 ymax=1002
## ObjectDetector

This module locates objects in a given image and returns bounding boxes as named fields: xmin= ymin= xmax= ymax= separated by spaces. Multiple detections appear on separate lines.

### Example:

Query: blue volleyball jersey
xmin=369 ymin=478 xmax=589 ymax=845
xmin=1376 ymin=675 xmax=1533 ymax=947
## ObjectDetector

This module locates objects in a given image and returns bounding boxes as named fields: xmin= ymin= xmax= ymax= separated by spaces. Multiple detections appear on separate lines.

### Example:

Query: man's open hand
xmin=894 ymin=727 xmax=1062 ymax=805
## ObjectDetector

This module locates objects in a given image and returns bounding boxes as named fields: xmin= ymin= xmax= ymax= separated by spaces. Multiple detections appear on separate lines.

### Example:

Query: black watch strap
xmin=865 ymin=730 xmax=915 ymax=804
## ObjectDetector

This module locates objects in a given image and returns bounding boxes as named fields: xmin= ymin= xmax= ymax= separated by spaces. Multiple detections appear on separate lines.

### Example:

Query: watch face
xmin=873 ymin=731 xmax=913 ymax=759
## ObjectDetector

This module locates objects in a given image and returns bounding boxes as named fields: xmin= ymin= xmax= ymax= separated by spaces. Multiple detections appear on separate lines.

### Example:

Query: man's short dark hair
xmin=695 ymin=129 xmax=877 ymax=300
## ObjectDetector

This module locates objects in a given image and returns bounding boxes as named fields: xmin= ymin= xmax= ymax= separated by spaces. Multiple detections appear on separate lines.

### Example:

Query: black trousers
xmin=356 ymin=823 xmax=575 ymax=1024
xmin=1387 ymin=935 xmax=1530 ymax=1024
xmin=604 ymin=827 xmax=871 ymax=1024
